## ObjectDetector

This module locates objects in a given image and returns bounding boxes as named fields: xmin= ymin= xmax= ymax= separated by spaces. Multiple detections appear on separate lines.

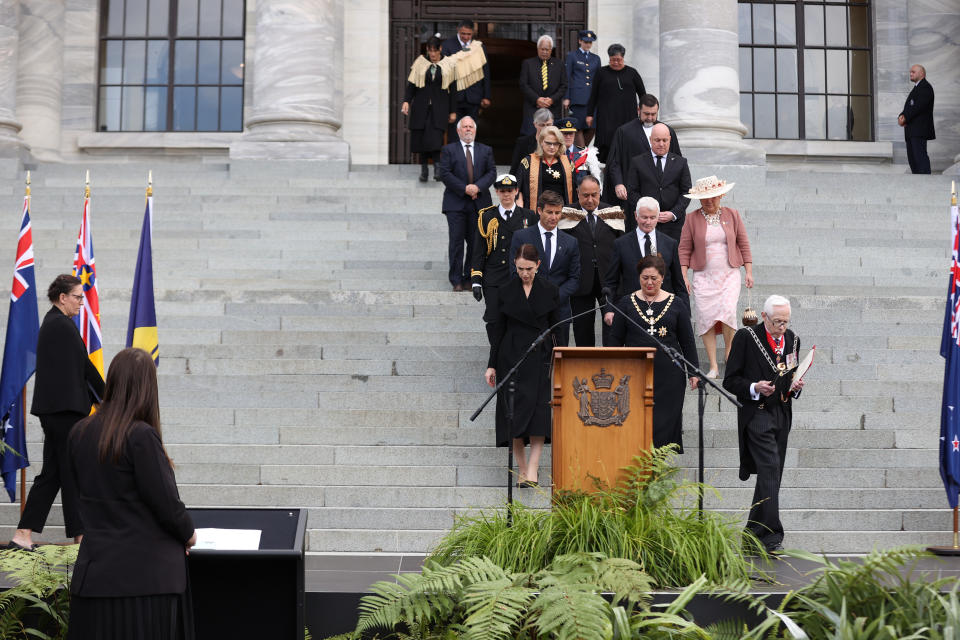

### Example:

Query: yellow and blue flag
xmin=73 ymin=186 xmax=104 ymax=379
xmin=0 ymin=192 xmax=39 ymax=501
xmin=126 ymin=192 xmax=158 ymax=365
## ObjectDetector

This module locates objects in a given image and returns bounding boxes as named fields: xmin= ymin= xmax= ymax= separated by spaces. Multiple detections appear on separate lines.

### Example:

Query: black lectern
xmin=187 ymin=508 xmax=307 ymax=639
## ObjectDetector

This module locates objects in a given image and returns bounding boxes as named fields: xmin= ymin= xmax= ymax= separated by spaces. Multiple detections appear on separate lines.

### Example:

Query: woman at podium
xmin=67 ymin=348 xmax=196 ymax=640
xmin=484 ymin=243 xmax=561 ymax=487
xmin=608 ymin=255 xmax=699 ymax=452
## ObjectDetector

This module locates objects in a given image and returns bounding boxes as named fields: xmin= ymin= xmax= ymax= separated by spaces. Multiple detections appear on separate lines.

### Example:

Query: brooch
xmin=657 ymin=327 xmax=667 ymax=337
xmin=547 ymin=168 xmax=561 ymax=179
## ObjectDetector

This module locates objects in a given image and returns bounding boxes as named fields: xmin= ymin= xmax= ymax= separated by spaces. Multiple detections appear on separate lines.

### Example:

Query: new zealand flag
xmin=939 ymin=199 xmax=960 ymax=509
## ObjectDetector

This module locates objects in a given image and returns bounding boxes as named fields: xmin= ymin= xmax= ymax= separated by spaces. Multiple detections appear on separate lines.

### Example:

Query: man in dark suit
xmin=723 ymin=295 xmax=805 ymax=553
xmin=624 ymin=123 xmax=691 ymax=239
xmin=441 ymin=20 xmax=492 ymax=139
xmin=605 ymin=94 xmax=682 ymax=216
xmin=509 ymin=190 xmax=580 ymax=346
xmin=560 ymin=175 xmax=622 ymax=347
xmin=563 ymin=29 xmax=601 ymax=147
xmin=439 ymin=116 xmax=496 ymax=291
xmin=602 ymin=196 xmax=687 ymax=331
xmin=898 ymin=64 xmax=935 ymax=174
xmin=471 ymin=173 xmax=539 ymax=321
xmin=518 ymin=35 xmax=567 ymax=135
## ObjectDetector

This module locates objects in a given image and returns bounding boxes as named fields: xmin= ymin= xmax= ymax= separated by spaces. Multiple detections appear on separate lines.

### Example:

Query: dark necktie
xmin=504 ymin=209 xmax=512 ymax=220
xmin=656 ymin=155 xmax=664 ymax=178
xmin=587 ymin=212 xmax=596 ymax=233
xmin=465 ymin=144 xmax=474 ymax=184
xmin=643 ymin=232 xmax=652 ymax=258
xmin=544 ymin=231 xmax=553 ymax=272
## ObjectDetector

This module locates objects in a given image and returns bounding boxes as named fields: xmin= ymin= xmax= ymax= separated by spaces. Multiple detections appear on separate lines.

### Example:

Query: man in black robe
xmin=604 ymin=94 xmax=681 ymax=216
xmin=723 ymin=295 xmax=805 ymax=554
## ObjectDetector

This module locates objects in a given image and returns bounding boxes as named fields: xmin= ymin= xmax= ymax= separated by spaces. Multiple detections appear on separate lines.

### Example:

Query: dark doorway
xmin=389 ymin=1 xmax=587 ymax=165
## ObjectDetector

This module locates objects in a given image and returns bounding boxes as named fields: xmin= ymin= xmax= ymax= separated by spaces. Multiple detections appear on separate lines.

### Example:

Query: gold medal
xmin=777 ymin=362 xmax=786 ymax=371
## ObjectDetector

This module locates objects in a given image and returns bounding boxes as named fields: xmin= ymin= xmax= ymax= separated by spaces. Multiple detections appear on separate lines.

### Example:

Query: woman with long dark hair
xmin=7 ymin=274 xmax=104 ymax=551
xmin=401 ymin=35 xmax=457 ymax=182
xmin=67 ymin=348 xmax=196 ymax=640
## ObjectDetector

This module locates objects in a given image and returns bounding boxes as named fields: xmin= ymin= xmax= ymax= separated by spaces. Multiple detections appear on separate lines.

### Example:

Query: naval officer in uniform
xmin=563 ymin=30 xmax=600 ymax=148
xmin=471 ymin=174 xmax=539 ymax=323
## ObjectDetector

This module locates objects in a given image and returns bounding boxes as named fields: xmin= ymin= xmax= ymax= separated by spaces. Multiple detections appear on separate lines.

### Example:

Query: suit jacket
xmin=900 ymin=78 xmax=935 ymax=140
xmin=471 ymin=204 xmax=539 ymax=287
xmin=602 ymin=229 xmax=688 ymax=307
xmin=564 ymin=48 xmax=601 ymax=105
xmin=723 ymin=325 xmax=801 ymax=480
xmin=561 ymin=202 xmax=623 ymax=297
xmin=509 ymin=225 xmax=581 ymax=317
xmin=439 ymin=140 xmax=496 ymax=212
xmin=519 ymin=56 xmax=567 ymax=133
xmin=69 ymin=419 xmax=195 ymax=597
xmin=440 ymin=37 xmax=491 ymax=106
xmin=604 ymin=119 xmax=682 ymax=199
xmin=624 ymin=151 xmax=692 ymax=241
xmin=31 ymin=306 xmax=105 ymax=416
xmin=403 ymin=58 xmax=454 ymax=130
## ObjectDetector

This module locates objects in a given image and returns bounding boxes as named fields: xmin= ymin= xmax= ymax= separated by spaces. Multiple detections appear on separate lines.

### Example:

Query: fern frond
xmin=594 ymin=556 xmax=653 ymax=609
xmin=530 ymin=584 xmax=611 ymax=640
xmin=460 ymin=578 xmax=535 ymax=640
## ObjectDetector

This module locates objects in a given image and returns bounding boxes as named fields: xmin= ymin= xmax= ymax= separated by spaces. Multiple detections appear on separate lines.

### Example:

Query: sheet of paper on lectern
xmin=193 ymin=528 xmax=262 ymax=550
xmin=792 ymin=345 xmax=816 ymax=385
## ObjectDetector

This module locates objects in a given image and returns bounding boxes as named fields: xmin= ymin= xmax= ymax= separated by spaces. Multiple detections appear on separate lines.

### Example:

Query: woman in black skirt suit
xmin=608 ymin=255 xmax=699 ymax=452
xmin=8 ymin=274 xmax=104 ymax=551
xmin=67 ymin=348 xmax=196 ymax=640
xmin=484 ymin=243 xmax=561 ymax=487
xmin=401 ymin=35 xmax=456 ymax=182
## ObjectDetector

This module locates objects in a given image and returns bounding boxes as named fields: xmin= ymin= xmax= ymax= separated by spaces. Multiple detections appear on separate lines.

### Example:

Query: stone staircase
xmin=0 ymin=161 xmax=954 ymax=553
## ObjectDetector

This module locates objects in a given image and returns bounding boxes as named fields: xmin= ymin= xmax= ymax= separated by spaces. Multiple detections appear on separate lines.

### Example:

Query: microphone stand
xmin=470 ymin=306 xmax=602 ymax=524
xmin=603 ymin=291 xmax=741 ymax=515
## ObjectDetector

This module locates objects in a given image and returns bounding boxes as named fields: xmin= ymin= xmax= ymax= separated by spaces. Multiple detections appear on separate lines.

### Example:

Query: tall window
xmin=98 ymin=0 xmax=245 ymax=132
xmin=738 ymin=0 xmax=872 ymax=141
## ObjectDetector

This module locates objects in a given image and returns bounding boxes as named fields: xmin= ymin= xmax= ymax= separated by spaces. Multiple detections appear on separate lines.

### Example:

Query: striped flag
xmin=126 ymin=191 xmax=158 ymax=365
xmin=939 ymin=193 xmax=960 ymax=509
xmin=0 ymin=192 xmax=39 ymax=501
xmin=73 ymin=185 xmax=104 ymax=380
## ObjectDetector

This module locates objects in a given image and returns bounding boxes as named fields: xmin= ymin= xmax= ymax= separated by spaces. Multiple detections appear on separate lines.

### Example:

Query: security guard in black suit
xmin=471 ymin=174 xmax=539 ymax=322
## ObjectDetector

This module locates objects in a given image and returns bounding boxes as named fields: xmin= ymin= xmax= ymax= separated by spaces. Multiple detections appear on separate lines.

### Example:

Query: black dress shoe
xmin=419 ymin=167 xmax=429 ymax=182
xmin=765 ymin=542 xmax=784 ymax=554
xmin=433 ymin=173 xmax=442 ymax=182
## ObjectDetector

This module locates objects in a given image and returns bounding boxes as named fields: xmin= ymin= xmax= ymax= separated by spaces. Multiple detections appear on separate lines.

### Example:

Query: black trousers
xmin=744 ymin=403 xmax=790 ymax=547
xmin=444 ymin=208 xmax=478 ymax=286
xmin=905 ymin=135 xmax=931 ymax=174
xmin=19 ymin=410 xmax=86 ymax=538
xmin=569 ymin=268 xmax=608 ymax=347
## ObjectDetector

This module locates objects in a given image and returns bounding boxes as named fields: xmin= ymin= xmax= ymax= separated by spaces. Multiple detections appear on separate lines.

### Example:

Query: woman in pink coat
xmin=678 ymin=176 xmax=754 ymax=378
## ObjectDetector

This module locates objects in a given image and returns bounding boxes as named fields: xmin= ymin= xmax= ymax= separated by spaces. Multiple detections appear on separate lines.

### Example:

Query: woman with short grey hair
xmin=585 ymin=43 xmax=646 ymax=163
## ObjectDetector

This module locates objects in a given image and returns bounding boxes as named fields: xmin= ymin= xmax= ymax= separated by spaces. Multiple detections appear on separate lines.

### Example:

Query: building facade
xmin=0 ymin=0 xmax=957 ymax=172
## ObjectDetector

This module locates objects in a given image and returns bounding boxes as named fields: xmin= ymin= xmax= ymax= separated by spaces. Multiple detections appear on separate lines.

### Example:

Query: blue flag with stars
xmin=940 ymin=199 xmax=960 ymax=509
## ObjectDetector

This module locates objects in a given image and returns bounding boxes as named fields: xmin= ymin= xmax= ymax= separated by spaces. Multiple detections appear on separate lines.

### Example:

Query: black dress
xmin=585 ymin=65 xmax=646 ymax=163
xmin=486 ymin=277 xmax=561 ymax=446
xmin=404 ymin=57 xmax=453 ymax=154
xmin=608 ymin=292 xmax=699 ymax=452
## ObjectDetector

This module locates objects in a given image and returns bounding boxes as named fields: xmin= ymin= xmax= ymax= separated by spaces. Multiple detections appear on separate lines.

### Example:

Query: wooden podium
xmin=551 ymin=347 xmax=655 ymax=492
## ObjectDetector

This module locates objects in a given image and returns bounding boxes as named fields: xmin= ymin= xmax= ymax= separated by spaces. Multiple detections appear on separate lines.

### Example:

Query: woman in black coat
xmin=67 ymin=347 xmax=196 ymax=640
xmin=608 ymin=255 xmax=699 ymax=452
xmin=8 ymin=274 xmax=104 ymax=551
xmin=585 ymin=43 xmax=646 ymax=163
xmin=401 ymin=35 xmax=456 ymax=182
xmin=484 ymin=243 xmax=561 ymax=487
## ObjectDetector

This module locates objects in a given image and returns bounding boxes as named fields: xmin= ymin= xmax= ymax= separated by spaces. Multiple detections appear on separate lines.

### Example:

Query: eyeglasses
xmin=769 ymin=319 xmax=789 ymax=328
xmin=541 ymin=141 xmax=560 ymax=147
xmin=69 ymin=294 xmax=84 ymax=301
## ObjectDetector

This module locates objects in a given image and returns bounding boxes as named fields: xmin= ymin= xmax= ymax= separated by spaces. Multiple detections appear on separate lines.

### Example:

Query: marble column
xmin=907 ymin=0 xmax=960 ymax=173
xmin=0 ymin=0 xmax=25 ymax=154
xmin=230 ymin=0 xmax=350 ymax=164
xmin=658 ymin=0 xmax=764 ymax=166
xmin=16 ymin=0 xmax=64 ymax=161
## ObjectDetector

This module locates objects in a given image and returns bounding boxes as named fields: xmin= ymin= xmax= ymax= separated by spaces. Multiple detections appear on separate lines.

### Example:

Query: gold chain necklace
xmin=630 ymin=293 xmax=674 ymax=327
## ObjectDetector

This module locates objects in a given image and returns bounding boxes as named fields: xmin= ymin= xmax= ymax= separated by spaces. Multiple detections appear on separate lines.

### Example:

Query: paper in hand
xmin=792 ymin=345 xmax=816 ymax=385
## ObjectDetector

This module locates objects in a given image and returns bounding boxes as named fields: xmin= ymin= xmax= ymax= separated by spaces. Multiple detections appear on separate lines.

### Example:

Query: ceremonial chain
xmin=631 ymin=293 xmax=674 ymax=337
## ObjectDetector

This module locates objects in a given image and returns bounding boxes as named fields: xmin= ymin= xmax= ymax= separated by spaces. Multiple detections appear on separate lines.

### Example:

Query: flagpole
xmin=19 ymin=172 xmax=30 ymax=515
xmin=929 ymin=180 xmax=960 ymax=556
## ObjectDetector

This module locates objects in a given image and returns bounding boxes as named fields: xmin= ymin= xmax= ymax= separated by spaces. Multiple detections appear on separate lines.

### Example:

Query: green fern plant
xmin=0 ymin=544 xmax=78 ymax=640
xmin=430 ymin=445 xmax=762 ymax=588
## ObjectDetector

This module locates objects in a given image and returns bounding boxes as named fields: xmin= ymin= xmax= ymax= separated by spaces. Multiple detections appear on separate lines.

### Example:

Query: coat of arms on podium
xmin=572 ymin=368 xmax=631 ymax=427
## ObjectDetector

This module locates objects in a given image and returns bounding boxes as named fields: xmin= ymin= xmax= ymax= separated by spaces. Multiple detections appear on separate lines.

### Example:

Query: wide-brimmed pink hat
xmin=686 ymin=175 xmax=735 ymax=199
